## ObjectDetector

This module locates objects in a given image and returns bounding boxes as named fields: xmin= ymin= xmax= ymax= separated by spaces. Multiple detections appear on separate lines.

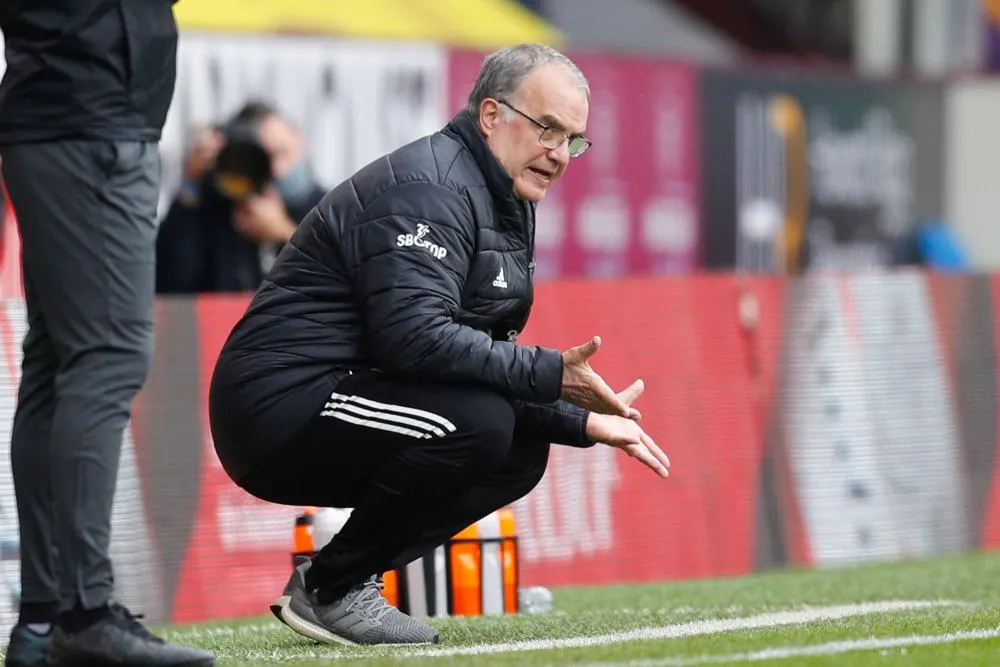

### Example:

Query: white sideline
xmin=577 ymin=626 xmax=1000 ymax=666
xmin=189 ymin=599 xmax=963 ymax=661
xmin=397 ymin=600 xmax=953 ymax=658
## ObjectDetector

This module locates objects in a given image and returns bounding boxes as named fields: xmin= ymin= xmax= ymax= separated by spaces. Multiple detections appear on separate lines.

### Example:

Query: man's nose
xmin=547 ymin=141 xmax=570 ymax=166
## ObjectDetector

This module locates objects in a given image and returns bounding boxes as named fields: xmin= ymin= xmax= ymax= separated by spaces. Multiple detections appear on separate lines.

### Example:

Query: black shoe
xmin=46 ymin=603 xmax=215 ymax=667
xmin=4 ymin=624 xmax=51 ymax=667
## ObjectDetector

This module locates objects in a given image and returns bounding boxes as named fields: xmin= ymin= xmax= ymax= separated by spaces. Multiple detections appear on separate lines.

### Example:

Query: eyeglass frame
xmin=496 ymin=99 xmax=592 ymax=158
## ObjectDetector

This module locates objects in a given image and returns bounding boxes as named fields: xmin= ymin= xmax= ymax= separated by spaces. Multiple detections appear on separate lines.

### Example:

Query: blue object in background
xmin=891 ymin=219 xmax=970 ymax=272
xmin=914 ymin=220 xmax=969 ymax=271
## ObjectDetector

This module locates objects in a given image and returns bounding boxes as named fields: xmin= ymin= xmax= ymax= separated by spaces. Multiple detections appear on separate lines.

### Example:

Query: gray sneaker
xmin=280 ymin=577 xmax=439 ymax=646
xmin=270 ymin=557 xmax=311 ymax=624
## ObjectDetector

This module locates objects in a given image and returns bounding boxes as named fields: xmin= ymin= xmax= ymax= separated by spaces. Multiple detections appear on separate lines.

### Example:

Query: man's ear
xmin=479 ymin=99 xmax=502 ymax=137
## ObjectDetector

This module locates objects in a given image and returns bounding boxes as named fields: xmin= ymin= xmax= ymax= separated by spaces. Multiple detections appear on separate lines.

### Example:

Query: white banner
xmin=945 ymin=81 xmax=1000 ymax=270
xmin=782 ymin=272 xmax=970 ymax=567
xmin=159 ymin=31 xmax=449 ymax=214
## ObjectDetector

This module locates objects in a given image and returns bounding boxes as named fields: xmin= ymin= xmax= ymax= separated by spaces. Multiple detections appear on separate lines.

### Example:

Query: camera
xmin=211 ymin=117 xmax=273 ymax=201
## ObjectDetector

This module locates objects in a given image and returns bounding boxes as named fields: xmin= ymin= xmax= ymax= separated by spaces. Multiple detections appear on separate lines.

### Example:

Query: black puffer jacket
xmin=0 ymin=0 xmax=179 ymax=145
xmin=210 ymin=110 xmax=591 ymax=479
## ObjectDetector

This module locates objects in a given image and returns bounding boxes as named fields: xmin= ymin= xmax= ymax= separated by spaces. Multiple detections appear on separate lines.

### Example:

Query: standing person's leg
xmin=1 ymin=140 xmax=214 ymax=666
xmin=1 ymin=163 xmax=61 ymax=666
xmin=6 ymin=140 xmax=157 ymax=617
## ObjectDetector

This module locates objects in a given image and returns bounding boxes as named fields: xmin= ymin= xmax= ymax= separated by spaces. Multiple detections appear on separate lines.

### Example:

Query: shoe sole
xmin=278 ymin=603 xmax=358 ymax=647
xmin=269 ymin=595 xmax=290 ymax=624
xmin=278 ymin=602 xmax=439 ymax=647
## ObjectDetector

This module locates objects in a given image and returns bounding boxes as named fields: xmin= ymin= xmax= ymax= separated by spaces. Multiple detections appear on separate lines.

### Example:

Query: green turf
xmin=15 ymin=551 xmax=1000 ymax=665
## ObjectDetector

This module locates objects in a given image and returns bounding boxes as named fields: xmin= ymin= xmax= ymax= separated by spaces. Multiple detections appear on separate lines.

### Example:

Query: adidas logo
xmin=492 ymin=267 xmax=508 ymax=289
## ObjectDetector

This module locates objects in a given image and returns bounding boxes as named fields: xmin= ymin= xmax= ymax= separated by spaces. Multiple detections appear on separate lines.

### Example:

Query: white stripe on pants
xmin=320 ymin=392 xmax=458 ymax=439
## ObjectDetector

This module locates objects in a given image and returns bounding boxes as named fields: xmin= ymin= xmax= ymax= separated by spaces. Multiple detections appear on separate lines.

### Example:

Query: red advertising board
xmin=0 ymin=272 xmax=989 ymax=626
xmin=0 ymin=180 xmax=23 ymax=299
xmin=170 ymin=276 xmax=799 ymax=621
xmin=448 ymin=50 xmax=702 ymax=279
xmin=510 ymin=277 xmax=791 ymax=586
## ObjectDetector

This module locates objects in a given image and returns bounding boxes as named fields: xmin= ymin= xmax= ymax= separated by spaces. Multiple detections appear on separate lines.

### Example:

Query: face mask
xmin=276 ymin=158 xmax=315 ymax=207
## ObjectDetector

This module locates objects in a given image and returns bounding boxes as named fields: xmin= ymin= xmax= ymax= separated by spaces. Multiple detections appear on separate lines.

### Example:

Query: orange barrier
xmin=447 ymin=507 xmax=519 ymax=616
xmin=288 ymin=507 xmax=520 ymax=617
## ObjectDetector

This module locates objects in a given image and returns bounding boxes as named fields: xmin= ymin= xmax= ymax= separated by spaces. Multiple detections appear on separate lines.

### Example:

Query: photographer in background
xmin=156 ymin=101 xmax=326 ymax=293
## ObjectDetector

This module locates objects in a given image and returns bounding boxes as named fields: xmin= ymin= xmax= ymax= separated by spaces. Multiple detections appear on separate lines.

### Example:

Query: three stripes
xmin=321 ymin=392 xmax=458 ymax=439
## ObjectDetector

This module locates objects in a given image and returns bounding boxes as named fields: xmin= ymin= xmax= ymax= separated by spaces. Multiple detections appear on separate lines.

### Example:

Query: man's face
xmin=480 ymin=64 xmax=590 ymax=202
xmin=257 ymin=114 xmax=305 ymax=178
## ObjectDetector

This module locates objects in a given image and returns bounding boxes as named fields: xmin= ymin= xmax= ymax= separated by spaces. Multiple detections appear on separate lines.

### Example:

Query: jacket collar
xmin=444 ymin=109 xmax=533 ymax=230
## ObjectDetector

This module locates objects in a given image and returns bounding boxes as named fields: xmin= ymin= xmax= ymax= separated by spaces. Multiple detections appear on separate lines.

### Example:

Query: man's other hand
xmin=586 ymin=411 xmax=670 ymax=478
xmin=560 ymin=336 xmax=631 ymax=417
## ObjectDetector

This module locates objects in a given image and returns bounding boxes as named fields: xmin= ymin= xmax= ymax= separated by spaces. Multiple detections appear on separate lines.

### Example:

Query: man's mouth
xmin=528 ymin=167 xmax=553 ymax=179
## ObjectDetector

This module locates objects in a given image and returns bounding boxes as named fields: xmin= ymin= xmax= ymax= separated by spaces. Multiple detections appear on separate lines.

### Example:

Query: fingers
xmin=587 ymin=335 xmax=602 ymax=356
xmin=618 ymin=378 xmax=645 ymax=406
xmin=605 ymin=379 xmax=644 ymax=422
xmin=625 ymin=442 xmax=669 ymax=478
xmin=618 ymin=379 xmax=645 ymax=420
xmin=597 ymin=417 xmax=668 ymax=479
xmin=596 ymin=378 xmax=632 ymax=418
xmin=616 ymin=430 xmax=670 ymax=479
xmin=566 ymin=335 xmax=601 ymax=363
xmin=563 ymin=338 xmax=640 ymax=420
xmin=641 ymin=432 xmax=671 ymax=471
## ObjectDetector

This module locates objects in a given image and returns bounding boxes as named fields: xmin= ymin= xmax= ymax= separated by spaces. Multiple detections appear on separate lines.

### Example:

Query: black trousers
xmin=237 ymin=370 xmax=550 ymax=596
xmin=0 ymin=141 xmax=160 ymax=615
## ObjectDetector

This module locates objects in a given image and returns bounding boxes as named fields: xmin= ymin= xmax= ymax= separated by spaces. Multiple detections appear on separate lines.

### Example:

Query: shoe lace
xmin=347 ymin=579 xmax=394 ymax=623
xmin=109 ymin=603 xmax=163 ymax=644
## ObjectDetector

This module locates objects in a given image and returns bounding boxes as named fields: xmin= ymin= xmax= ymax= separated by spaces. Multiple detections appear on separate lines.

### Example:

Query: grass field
xmin=151 ymin=550 xmax=1000 ymax=666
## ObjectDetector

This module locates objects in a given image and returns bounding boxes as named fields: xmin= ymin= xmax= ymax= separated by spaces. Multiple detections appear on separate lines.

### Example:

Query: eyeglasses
xmin=498 ymin=99 xmax=592 ymax=158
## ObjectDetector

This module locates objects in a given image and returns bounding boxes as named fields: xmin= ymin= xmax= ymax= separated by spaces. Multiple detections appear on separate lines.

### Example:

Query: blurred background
xmin=0 ymin=0 xmax=999 ymax=634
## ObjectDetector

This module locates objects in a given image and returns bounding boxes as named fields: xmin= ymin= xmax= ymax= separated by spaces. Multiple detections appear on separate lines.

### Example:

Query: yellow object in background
xmin=172 ymin=0 xmax=564 ymax=49
xmin=986 ymin=0 xmax=1000 ymax=24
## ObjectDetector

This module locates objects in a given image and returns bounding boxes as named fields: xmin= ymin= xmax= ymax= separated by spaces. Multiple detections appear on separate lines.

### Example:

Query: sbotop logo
xmin=396 ymin=223 xmax=448 ymax=260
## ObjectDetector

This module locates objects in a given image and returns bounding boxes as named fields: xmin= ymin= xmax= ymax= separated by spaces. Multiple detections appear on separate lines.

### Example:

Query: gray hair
xmin=465 ymin=43 xmax=590 ymax=117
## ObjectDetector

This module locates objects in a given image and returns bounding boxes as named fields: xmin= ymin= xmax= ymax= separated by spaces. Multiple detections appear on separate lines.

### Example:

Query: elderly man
xmin=208 ymin=43 xmax=669 ymax=646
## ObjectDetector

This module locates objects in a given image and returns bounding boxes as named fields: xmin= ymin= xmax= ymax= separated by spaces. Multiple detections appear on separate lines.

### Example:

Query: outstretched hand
xmin=585 ymin=379 xmax=670 ymax=478
xmin=586 ymin=411 xmax=670 ymax=478
xmin=560 ymin=336 xmax=631 ymax=418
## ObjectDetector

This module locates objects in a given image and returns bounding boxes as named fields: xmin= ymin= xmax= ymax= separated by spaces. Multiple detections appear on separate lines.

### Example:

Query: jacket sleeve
xmin=344 ymin=181 xmax=564 ymax=403
xmin=512 ymin=399 xmax=594 ymax=447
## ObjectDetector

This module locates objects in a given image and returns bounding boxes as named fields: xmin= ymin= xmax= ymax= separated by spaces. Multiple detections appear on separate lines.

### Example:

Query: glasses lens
xmin=568 ymin=137 xmax=591 ymax=157
xmin=538 ymin=128 xmax=565 ymax=150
